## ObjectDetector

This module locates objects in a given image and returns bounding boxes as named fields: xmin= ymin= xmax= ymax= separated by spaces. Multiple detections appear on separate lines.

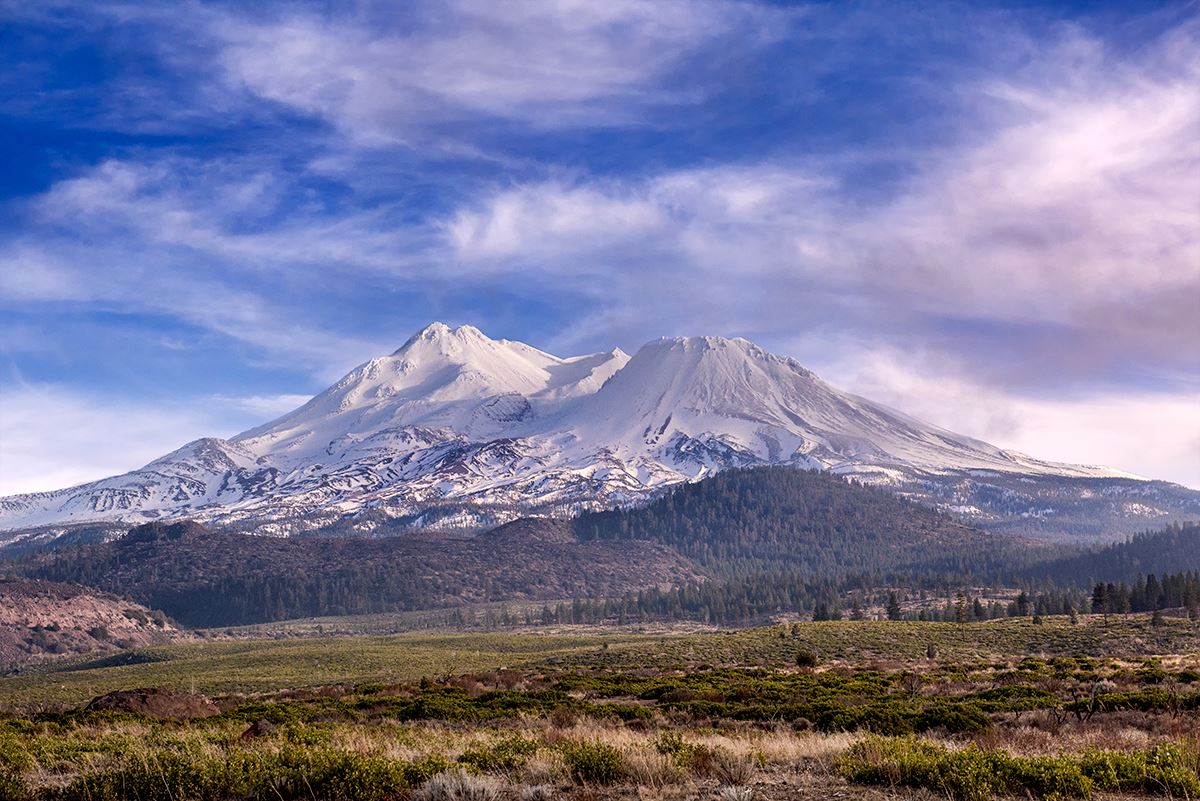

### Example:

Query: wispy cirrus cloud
xmin=213 ymin=0 xmax=796 ymax=144
xmin=445 ymin=21 xmax=1200 ymax=383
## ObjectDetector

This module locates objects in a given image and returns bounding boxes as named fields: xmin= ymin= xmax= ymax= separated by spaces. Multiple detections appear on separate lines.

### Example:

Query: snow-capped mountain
xmin=2 ymin=323 xmax=1197 ymax=546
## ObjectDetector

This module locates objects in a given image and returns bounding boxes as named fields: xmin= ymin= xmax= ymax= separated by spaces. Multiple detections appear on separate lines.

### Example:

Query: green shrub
xmin=457 ymin=736 xmax=539 ymax=773
xmin=1005 ymin=754 xmax=1091 ymax=800
xmin=1080 ymin=743 xmax=1200 ymax=797
xmin=838 ymin=737 xmax=1200 ymax=801
xmin=914 ymin=703 xmax=991 ymax=734
xmin=402 ymin=755 xmax=456 ymax=786
xmin=836 ymin=737 xmax=1091 ymax=801
xmin=0 ymin=767 xmax=28 ymax=801
xmin=54 ymin=750 xmax=254 ymax=801
xmin=559 ymin=740 xmax=624 ymax=785
xmin=654 ymin=731 xmax=698 ymax=767
xmin=51 ymin=747 xmax=442 ymax=801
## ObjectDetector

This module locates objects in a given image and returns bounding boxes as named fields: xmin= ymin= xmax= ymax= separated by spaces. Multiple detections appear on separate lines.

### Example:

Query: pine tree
xmin=1092 ymin=584 xmax=1109 ymax=622
xmin=886 ymin=592 xmax=903 ymax=621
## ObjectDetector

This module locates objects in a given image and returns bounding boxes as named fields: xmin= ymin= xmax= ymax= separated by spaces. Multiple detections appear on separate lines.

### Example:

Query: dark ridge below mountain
xmin=16 ymin=520 xmax=702 ymax=628
xmin=1029 ymin=521 xmax=1200 ymax=585
xmin=572 ymin=466 xmax=1024 ymax=577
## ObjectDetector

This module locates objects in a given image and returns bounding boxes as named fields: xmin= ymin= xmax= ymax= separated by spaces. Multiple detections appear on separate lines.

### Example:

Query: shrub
xmin=457 ymin=736 xmax=539 ymax=773
xmin=654 ymin=731 xmax=698 ymax=767
xmin=914 ymin=703 xmax=991 ymax=735
xmin=403 ymin=755 xmax=457 ymax=786
xmin=621 ymin=749 xmax=682 ymax=788
xmin=52 ymin=747 xmax=440 ymax=801
xmin=411 ymin=769 xmax=501 ymax=801
xmin=55 ymin=751 xmax=255 ymax=801
xmin=711 ymin=749 xmax=757 ymax=786
xmin=559 ymin=740 xmax=624 ymax=785
xmin=0 ymin=768 xmax=27 ymax=801
xmin=838 ymin=737 xmax=1200 ymax=801
xmin=1080 ymin=743 xmax=1200 ymax=797
xmin=836 ymin=737 xmax=1092 ymax=801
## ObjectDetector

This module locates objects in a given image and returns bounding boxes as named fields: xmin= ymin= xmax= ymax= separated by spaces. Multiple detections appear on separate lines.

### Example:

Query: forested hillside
xmin=15 ymin=520 xmax=700 ymax=627
xmin=1034 ymin=521 xmax=1200 ymax=583
xmin=11 ymin=470 xmax=1193 ymax=631
xmin=573 ymin=467 xmax=1018 ymax=577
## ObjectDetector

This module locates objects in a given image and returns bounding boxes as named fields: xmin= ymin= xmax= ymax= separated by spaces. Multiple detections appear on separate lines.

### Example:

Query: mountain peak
xmin=396 ymin=321 xmax=488 ymax=354
xmin=638 ymin=334 xmax=815 ymax=379
xmin=1 ymin=323 xmax=1153 ymax=542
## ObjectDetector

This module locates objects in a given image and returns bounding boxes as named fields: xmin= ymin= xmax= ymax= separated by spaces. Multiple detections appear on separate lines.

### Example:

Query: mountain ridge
xmin=2 ymin=322 xmax=1197 ymax=545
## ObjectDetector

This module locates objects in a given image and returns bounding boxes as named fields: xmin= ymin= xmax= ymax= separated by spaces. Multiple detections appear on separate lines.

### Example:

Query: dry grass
xmin=973 ymin=711 xmax=1200 ymax=756
xmin=622 ymin=749 xmax=683 ymax=789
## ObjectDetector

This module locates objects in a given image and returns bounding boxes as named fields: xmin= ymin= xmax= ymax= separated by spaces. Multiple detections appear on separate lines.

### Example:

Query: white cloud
xmin=0 ymin=243 xmax=383 ymax=378
xmin=2 ymin=157 xmax=399 ymax=377
xmin=215 ymin=0 xmax=792 ymax=143
xmin=849 ymin=29 xmax=1200 ymax=330
xmin=819 ymin=347 xmax=1200 ymax=490
xmin=211 ymin=394 xmax=313 ymax=417
xmin=0 ymin=386 xmax=318 ymax=495
xmin=444 ymin=22 xmax=1200 ymax=373
xmin=0 ymin=386 xmax=219 ymax=495
xmin=34 ymin=158 xmax=428 ymax=273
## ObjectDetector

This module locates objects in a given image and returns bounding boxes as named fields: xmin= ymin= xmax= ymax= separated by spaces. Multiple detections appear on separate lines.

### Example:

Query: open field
xmin=0 ymin=632 xmax=659 ymax=710
xmin=1 ymin=614 xmax=1198 ymax=799
xmin=3 ymin=614 xmax=1199 ymax=710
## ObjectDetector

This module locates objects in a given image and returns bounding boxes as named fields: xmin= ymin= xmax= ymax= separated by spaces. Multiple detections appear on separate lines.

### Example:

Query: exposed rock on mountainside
xmin=0 ymin=578 xmax=178 ymax=665
xmin=2 ymin=323 xmax=1196 ymax=546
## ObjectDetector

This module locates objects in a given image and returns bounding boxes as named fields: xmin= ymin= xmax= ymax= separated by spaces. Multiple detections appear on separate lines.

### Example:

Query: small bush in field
xmin=0 ymin=768 xmax=27 ymax=801
xmin=1080 ymin=743 xmax=1200 ymax=797
xmin=559 ymin=740 xmax=624 ymax=784
xmin=404 ymin=755 xmax=458 ymax=786
xmin=654 ymin=731 xmax=698 ymax=766
xmin=914 ymin=703 xmax=991 ymax=734
xmin=457 ymin=735 xmax=539 ymax=773
xmin=411 ymin=769 xmax=501 ymax=801
xmin=713 ymin=749 xmax=757 ymax=786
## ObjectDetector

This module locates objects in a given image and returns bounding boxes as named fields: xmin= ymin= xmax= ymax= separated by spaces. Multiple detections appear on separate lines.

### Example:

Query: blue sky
xmin=1 ymin=0 xmax=1198 ymax=492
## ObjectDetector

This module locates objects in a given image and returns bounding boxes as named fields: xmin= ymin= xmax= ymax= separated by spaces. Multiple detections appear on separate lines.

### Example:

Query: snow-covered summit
xmin=1 ymin=322 xmax=1189 ymax=543
xmin=234 ymin=322 xmax=628 ymax=458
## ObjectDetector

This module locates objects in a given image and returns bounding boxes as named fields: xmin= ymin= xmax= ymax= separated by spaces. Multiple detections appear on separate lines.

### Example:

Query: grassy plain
xmin=4 ymin=614 xmax=1198 ymax=710
xmin=1 ymin=614 xmax=1198 ymax=799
